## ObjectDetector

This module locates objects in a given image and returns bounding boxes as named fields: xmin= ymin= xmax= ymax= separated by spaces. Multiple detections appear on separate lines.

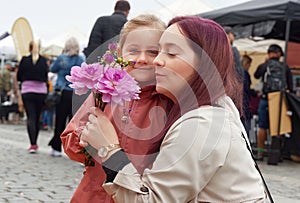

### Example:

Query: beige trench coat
xmin=103 ymin=96 xmax=266 ymax=203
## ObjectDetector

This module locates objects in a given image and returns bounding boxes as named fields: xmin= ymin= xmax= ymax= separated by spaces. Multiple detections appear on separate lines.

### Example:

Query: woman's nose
xmin=153 ymin=52 xmax=164 ymax=67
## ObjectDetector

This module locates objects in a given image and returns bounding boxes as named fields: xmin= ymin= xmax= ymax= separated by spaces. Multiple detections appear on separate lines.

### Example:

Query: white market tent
xmin=41 ymin=27 xmax=88 ymax=57
xmin=0 ymin=27 xmax=88 ymax=60
xmin=0 ymin=36 xmax=17 ymax=68
xmin=151 ymin=0 xmax=213 ymax=23
xmin=234 ymin=38 xmax=285 ymax=53
xmin=0 ymin=36 xmax=16 ymax=56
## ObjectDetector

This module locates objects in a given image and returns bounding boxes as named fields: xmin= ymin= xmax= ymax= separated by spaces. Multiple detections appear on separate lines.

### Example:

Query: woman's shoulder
xmin=39 ymin=55 xmax=47 ymax=59
xmin=77 ymin=56 xmax=85 ymax=65
xmin=39 ymin=55 xmax=49 ymax=62
xmin=56 ymin=54 xmax=68 ymax=60
xmin=181 ymin=105 xmax=227 ymax=121
xmin=21 ymin=55 xmax=31 ymax=61
xmin=78 ymin=55 xmax=85 ymax=61
xmin=168 ymin=105 xmax=227 ymax=134
xmin=168 ymin=96 xmax=239 ymax=130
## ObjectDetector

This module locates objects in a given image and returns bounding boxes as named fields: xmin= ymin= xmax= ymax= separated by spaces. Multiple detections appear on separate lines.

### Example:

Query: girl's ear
xmin=117 ymin=46 xmax=122 ymax=56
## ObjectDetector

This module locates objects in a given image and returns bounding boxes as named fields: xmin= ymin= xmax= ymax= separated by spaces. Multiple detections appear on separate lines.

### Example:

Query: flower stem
xmin=93 ymin=93 xmax=107 ymax=111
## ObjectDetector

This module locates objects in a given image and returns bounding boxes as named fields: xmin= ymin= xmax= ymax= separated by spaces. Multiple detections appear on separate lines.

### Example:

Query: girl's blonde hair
xmin=119 ymin=14 xmax=166 ymax=48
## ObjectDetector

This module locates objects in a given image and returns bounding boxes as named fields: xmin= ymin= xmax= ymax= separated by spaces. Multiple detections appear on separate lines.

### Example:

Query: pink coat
xmin=61 ymin=86 xmax=170 ymax=203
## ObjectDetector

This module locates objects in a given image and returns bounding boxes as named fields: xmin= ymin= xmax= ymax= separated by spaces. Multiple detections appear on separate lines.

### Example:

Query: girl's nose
xmin=136 ymin=51 xmax=148 ymax=64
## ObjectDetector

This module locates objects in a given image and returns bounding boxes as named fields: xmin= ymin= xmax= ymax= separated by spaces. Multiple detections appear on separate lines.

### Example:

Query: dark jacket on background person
xmin=243 ymin=70 xmax=256 ymax=120
xmin=232 ymin=46 xmax=244 ymax=83
xmin=17 ymin=55 xmax=48 ymax=83
xmin=254 ymin=57 xmax=293 ymax=98
xmin=83 ymin=11 xmax=127 ymax=58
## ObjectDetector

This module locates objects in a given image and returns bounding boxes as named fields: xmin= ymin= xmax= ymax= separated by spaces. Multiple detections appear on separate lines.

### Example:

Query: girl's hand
xmin=79 ymin=132 xmax=89 ymax=148
xmin=80 ymin=107 xmax=119 ymax=150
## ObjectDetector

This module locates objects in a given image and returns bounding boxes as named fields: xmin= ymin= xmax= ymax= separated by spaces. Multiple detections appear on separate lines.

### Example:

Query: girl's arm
xmin=61 ymin=93 xmax=94 ymax=163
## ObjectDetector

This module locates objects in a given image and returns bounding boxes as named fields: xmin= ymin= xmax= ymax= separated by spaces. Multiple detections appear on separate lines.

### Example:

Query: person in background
xmin=254 ymin=44 xmax=293 ymax=164
xmin=6 ymin=62 xmax=20 ymax=124
xmin=0 ymin=62 xmax=13 ymax=102
xmin=15 ymin=62 xmax=26 ymax=121
xmin=241 ymin=54 xmax=257 ymax=137
xmin=224 ymin=26 xmax=244 ymax=83
xmin=61 ymin=14 xmax=170 ymax=202
xmin=48 ymin=37 xmax=84 ymax=157
xmin=0 ymin=62 xmax=13 ymax=123
xmin=295 ymin=78 xmax=300 ymax=96
xmin=41 ymin=71 xmax=57 ymax=131
xmin=83 ymin=0 xmax=130 ymax=58
xmin=17 ymin=40 xmax=48 ymax=153
xmin=80 ymin=16 xmax=266 ymax=202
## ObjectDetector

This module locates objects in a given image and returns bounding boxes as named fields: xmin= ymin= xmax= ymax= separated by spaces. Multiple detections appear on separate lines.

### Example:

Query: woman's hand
xmin=80 ymin=107 xmax=119 ymax=150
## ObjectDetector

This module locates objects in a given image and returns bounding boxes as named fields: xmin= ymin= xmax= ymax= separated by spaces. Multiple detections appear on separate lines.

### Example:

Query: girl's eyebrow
xmin=125 ymin=43 xmax=159 ymax=48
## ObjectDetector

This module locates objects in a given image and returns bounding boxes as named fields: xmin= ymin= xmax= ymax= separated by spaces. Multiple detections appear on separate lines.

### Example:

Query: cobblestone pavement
xmin=259 ymin=160 xmax=300 ymax=202
xmin=0 ymin=123 xmax=83 ymax=203
xmin=0 ymin=123 xmax=300 ymax=202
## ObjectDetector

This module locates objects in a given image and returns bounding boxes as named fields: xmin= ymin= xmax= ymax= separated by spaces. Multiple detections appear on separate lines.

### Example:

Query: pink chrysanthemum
xmin=65 ymin=43 xmax=141 ymax=167
xmin=95 ymin=67 xmax=140 ymax=104
xmin=66 ymin=62 xmax=107 ymax=95
xmin=103 ymin=52 xmax=115 ymax=64
xmin=108 ymin=43 xmax=117 ymax=52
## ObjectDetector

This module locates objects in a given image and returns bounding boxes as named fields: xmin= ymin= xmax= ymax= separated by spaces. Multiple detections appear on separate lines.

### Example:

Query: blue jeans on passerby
xmin=258 ymin=98 xmax=269 ymax=129
xmin=42 ymin=108 xmax=54 ymax=129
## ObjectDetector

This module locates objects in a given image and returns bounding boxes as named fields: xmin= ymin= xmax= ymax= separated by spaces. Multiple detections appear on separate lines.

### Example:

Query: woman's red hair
xmin=168 ymin=16 xmax=243 ymax=113
xmin=157 ymin=16 xmax=243 ymax=138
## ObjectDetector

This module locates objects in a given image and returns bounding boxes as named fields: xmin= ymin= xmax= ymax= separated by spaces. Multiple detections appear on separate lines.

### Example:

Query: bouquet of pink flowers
xmin=65 ymin=43 xmax=140 ymax=166
xmin=66 ymin=43 xmax=140 ymax=111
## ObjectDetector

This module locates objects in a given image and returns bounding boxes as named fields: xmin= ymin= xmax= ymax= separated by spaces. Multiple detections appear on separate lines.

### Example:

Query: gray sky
xmin=0 ymin=0 xmax=249 ymax=48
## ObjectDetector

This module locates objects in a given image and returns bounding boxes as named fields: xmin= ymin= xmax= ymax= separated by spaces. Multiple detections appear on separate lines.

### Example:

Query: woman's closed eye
xmin=159 ymin=49 xmax=178 ymax=57
xmin=167 ymin=52 xmax=177 ymax=57
xmin=160 ymin=51 xmax=177 ymax=57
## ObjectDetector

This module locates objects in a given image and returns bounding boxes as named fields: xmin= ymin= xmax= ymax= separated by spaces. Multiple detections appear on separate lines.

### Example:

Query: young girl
xmin=61 ymin=14 xmax=170 ymax=202
xmin=81 ymin=16 xmax=266 ymax=202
